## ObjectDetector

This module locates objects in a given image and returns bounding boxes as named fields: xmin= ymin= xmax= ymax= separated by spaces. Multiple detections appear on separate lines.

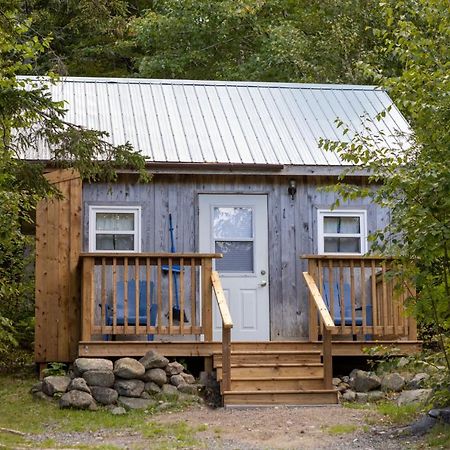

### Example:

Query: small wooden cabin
xmin=33 ymin=78 xmax=420 ymax=405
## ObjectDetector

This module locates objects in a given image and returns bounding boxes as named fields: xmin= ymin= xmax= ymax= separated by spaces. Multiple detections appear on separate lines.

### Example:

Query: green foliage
xmin=320 ymin=0 xmax=450 ymax=382
xmin=0 ymin=4 xmax=149 ymax=363
xmin=42 ymin=362 xmax=67 ymax=377
xmin=131 ymin=0 xmax=382 ymax=83
xmin=376 ymin=401 xmax=423 ymax=424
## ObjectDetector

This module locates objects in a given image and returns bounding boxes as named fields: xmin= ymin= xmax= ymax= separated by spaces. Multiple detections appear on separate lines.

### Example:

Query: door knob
xmin=260 ymin=280 xmax=267 ymax=287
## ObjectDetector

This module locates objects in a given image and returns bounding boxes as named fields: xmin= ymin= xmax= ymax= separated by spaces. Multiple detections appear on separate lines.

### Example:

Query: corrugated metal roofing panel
xmin=20 ymin=77 xmax=412 ymax=166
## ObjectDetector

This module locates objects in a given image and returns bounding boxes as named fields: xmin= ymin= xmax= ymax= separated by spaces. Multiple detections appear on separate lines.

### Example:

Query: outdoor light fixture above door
xmin=288 ymin=179 xmax=297 ymax=200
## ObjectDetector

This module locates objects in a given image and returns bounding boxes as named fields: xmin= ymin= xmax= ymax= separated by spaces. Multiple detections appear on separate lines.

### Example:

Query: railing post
xmin=222 ymin=326 xmax=231 ymax=392
xmin=201 ymin=258 xmax=213 ymax=342
xmin=81 ymin=256 xmax=94 ymax=341
xmin=323 ymin=327 xmax=333 ymax=389
xmin=308 ymin=259 xmax=319 ymax=341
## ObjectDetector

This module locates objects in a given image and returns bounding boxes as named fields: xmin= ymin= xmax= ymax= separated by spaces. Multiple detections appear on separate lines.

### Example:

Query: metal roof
xmin=22 ymin=77 xmax=411 ymax=166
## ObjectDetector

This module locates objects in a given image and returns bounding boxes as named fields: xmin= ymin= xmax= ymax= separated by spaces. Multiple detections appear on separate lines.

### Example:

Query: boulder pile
xmin=31 ymin=351 xmax=201 ymax=411
xmin=334 ymin=369 xmax=432 ymax=405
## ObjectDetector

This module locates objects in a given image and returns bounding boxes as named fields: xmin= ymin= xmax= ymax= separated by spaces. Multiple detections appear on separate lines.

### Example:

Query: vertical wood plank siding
xmin=83 ymin=174 xmax=386 ymax=339
xmin=35 ymin=170 xmax=82 ymax=362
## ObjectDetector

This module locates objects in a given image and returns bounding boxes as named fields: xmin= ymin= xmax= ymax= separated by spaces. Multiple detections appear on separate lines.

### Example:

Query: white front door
xmin=199 ymin=194 xmax=270 ymax=341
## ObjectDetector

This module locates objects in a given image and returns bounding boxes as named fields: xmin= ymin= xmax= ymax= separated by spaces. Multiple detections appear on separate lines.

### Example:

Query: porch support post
xmin=308 ymin=259 xmax=319 ymax=341
xmin=81 ymin=256 xmax=94 ymax=341
xmin=201 ymin=258 xmax=213 ymax=342
xmin=323 ymin=327 xmax=333 ymax=390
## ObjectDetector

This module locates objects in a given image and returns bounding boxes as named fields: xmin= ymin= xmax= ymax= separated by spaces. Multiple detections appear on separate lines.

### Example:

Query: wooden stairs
xmin=213 ymin=344 xmax=339 ymax=407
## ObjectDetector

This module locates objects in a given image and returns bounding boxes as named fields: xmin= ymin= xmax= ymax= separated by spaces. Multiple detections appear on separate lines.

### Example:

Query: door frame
xmin=197 ymin=193 xmax=270 ymax=341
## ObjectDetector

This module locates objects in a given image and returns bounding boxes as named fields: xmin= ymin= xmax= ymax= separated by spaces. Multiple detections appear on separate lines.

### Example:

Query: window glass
xmin=324 ymin=237 xmax=360 ymax=253
xmin=323 ymin=216 xmax=360 ymax=234
xmin=215 ymin=241 xmax=253 ymax=272
xmin=96 ymin=213 xmax=134 ymax=231
xmin=96 ymin=234 xmax=135 ymax=251
xmin=213 ymin=207 xmax=252 ymax=238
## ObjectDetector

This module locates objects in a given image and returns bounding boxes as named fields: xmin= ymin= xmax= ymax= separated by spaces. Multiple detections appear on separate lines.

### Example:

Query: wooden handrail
xmin=302 ymin=254 xmax=393 ymax=260
xmin=303 ymin=271 xmax=335 ymax=390
xmin=211 ymin=270 xmax=233 ymax=393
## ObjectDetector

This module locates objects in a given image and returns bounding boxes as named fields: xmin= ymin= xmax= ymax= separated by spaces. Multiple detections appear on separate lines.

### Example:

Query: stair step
xmin=216 ymin=363 xmax=323 ymax=380
xmin=223 ymin=389 xmax=339 ymax=406
xmin=229 ymin=377 xmax=325 ymax=391
xmin=213 ymin=351 xmax=321 ymax=366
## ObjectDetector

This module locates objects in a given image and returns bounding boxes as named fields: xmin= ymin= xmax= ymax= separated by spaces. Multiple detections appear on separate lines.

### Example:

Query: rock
xmin=170 ymin=374 xmax=185 ymax=387
xmin=33 ymin=391 xmax=53 ymax=401
xmin=111 ymin=406 xmax=127 ymax=415
xmin=177 ymin=383 xmax=199 ymax=395
xmin=30 ymin=381 xmax=43 ymax=394
xmin=114 ymin=379 xmax=145 ymax=398
xmin=42 ymin=376 xmax=71 ymax=396
xmin=381 ymin=373 xmax=405 ymax=392
xmin=139 ymin=350 xmax=169 ymax=370
xmin=59 ymin=390 xmax=94 ymax=409
xmin=342 ymin=390 xmax=356 ymax=402
xmin=83 ymin=370 xmax=115 ymax=387
xmin=342 ymin=376 xmax=350 ymax=383
xmin=68 ymin=378 xmax=91 ymax=394
xmin=74 ymin=358 xmax=113 ymax=375
xmin=367 ymin=391 xmax=384 ymax=402
xmin=397 ymin=357 xmax=410 ymax=368
xmin=350 ymin=370 xmax=381 ymax=393
xmin=118 ymin=396 xmax=156 ymax=410
xmin=332 ymin=377 xmax=341 ymax=386
xmin=429 ymin=407 xmax=450 ymax=424
xmin=162 ymin=384 xmax=179 ymax=397
xmin=145 ymin=381 xmax=162 ymax=394
xmin=88 ymin=402 xmax=99 ymax=411
xmin=90 ymin=386 xmax=118 ymax=405
xmin=165 ymin=361 xmax=184 ymax=376
xmin=356 ymin=393 xmax=369 ymax=403
xmin=142 ymin=368 xmax=167 ymax=386
xmin=409 ymin=415 xmax=438 ymax=436
xmin=181 ymin=373 xmax=196 ymax=384
xmin=114 ymin=358 xmax=145 ymax=379
xmin=337 ymin=382 xmax=348 ymax=393
xmin=407 ymin=373 xmax=430 ymax=390
xmin=140 ymin=391 xmax=151 ymax=399
xmin=397 ymin=389 xmax=433 ymax=406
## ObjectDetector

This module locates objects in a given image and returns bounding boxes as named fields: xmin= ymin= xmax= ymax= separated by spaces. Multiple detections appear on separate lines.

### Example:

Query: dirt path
xmin=29 ymin=403 xmax=424 ymax=449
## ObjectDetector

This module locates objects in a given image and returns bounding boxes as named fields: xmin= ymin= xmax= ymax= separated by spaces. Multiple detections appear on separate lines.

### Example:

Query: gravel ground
xmin=26 ymin=403 xmax=427 ymax=449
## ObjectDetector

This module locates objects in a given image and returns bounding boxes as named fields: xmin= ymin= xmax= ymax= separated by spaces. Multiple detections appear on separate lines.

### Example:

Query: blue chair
xmin=106 ymin=280 xmax=157 ymax=341
xmin=322 ymin=282 xmax=372 ymax=329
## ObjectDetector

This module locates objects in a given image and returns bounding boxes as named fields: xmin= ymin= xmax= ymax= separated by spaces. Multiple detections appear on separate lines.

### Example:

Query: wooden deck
xmin=78 ymin=340 xmax=421 ymax=358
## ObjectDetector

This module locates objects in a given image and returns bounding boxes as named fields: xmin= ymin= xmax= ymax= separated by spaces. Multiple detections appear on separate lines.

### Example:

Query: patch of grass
xmin=0 ymin=430 xmax=30 ymax=448
xmin=376 ymin=401 xmax=423 ymax=425
xmin=325 ymin=424 xmax=359 ymax=435
xmin=342 ymin=402 xmax=370 ymax=410
xmin=142 ymin=421 xmax=203 ymax=450
xmin=426 ymin=423 xmax=450 ymax=448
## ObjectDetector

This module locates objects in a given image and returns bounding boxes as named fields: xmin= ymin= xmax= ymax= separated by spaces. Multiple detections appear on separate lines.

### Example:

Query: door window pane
xmin=96 ymin=213 xmax=135 ymax=231
xmin=324 ymin=216 xmax=360 ymax=234
xmin=96 ymin=234 xmax=135 ymax=251
xmin=215 ymin=241 xmax=253 ymax=272
xmin=213 ymin=207 xmax=252 ymax=238
xmin=324 ymin=237 xmax=360 ymax=253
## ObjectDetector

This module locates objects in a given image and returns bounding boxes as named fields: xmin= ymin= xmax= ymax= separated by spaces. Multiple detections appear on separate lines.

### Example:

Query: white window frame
xmin=317 ymin=209 xmax=367 ymax=255
xmin=88 ymin=205 xmax=141 ymax=252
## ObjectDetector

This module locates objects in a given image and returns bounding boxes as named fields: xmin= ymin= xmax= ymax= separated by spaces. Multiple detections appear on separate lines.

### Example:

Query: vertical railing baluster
xmin=360 ymin=259 xmax=367 ymax=335
xmin=328 ymin=259 xmax=334 ymax=326
xmin=318 ymin=258 xmax=324 ymax=337
xmin=146 ymin=257 xmax=151 ymax=334
xmin=157 ymin=257 xmax=162 ymax=334
xmin=201 ymin=258 xmax=213 ymax=341
xmin=179 ymin=257 xmax=185 ymax=334
xmin=371 ymin=260 xmax=378 ymax=333
xmin=350 ymin=259 xmax=356 ymax=335
xmin=382 ymin=261 xmax=388 ymax=335
xmin=308 ymin=259 xmax=319 ymax=341
xmin=124 ymin=257 xmax=129 ymax=333
xmin=101 ymin=257 xmax=106 ymax=335
xmin=135 ymin=257 xmax=139 ymax=335
xmin=191 ymin=258 xmax=196 ymax=330
xmin=168 ymin=257 xmax=173 ymax=334
xmin=81 ymin=257 xmax=94 ymax=341
xmin=112 ymin=257 xmax=117 ymax=335
xmin=339 ymin=260 xmax=345 ymax=334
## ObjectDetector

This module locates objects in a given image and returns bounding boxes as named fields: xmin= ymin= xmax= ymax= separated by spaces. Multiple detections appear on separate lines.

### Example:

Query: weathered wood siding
xmin=35 ymin=170 xmax=82 ymax=362
xmin=83 ymin=174 xmax=388 ymax=339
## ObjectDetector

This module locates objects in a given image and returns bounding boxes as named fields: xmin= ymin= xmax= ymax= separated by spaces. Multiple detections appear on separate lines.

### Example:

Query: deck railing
xmin=303 ymin=255 xmax=417 ymax=341
xmin=211 ymin=270 xmax=233 ymax=392
xmin=303 ymin=272 xmax=335 ymax=389
xmin=80 ymin=253 xmax=221 ymax=341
